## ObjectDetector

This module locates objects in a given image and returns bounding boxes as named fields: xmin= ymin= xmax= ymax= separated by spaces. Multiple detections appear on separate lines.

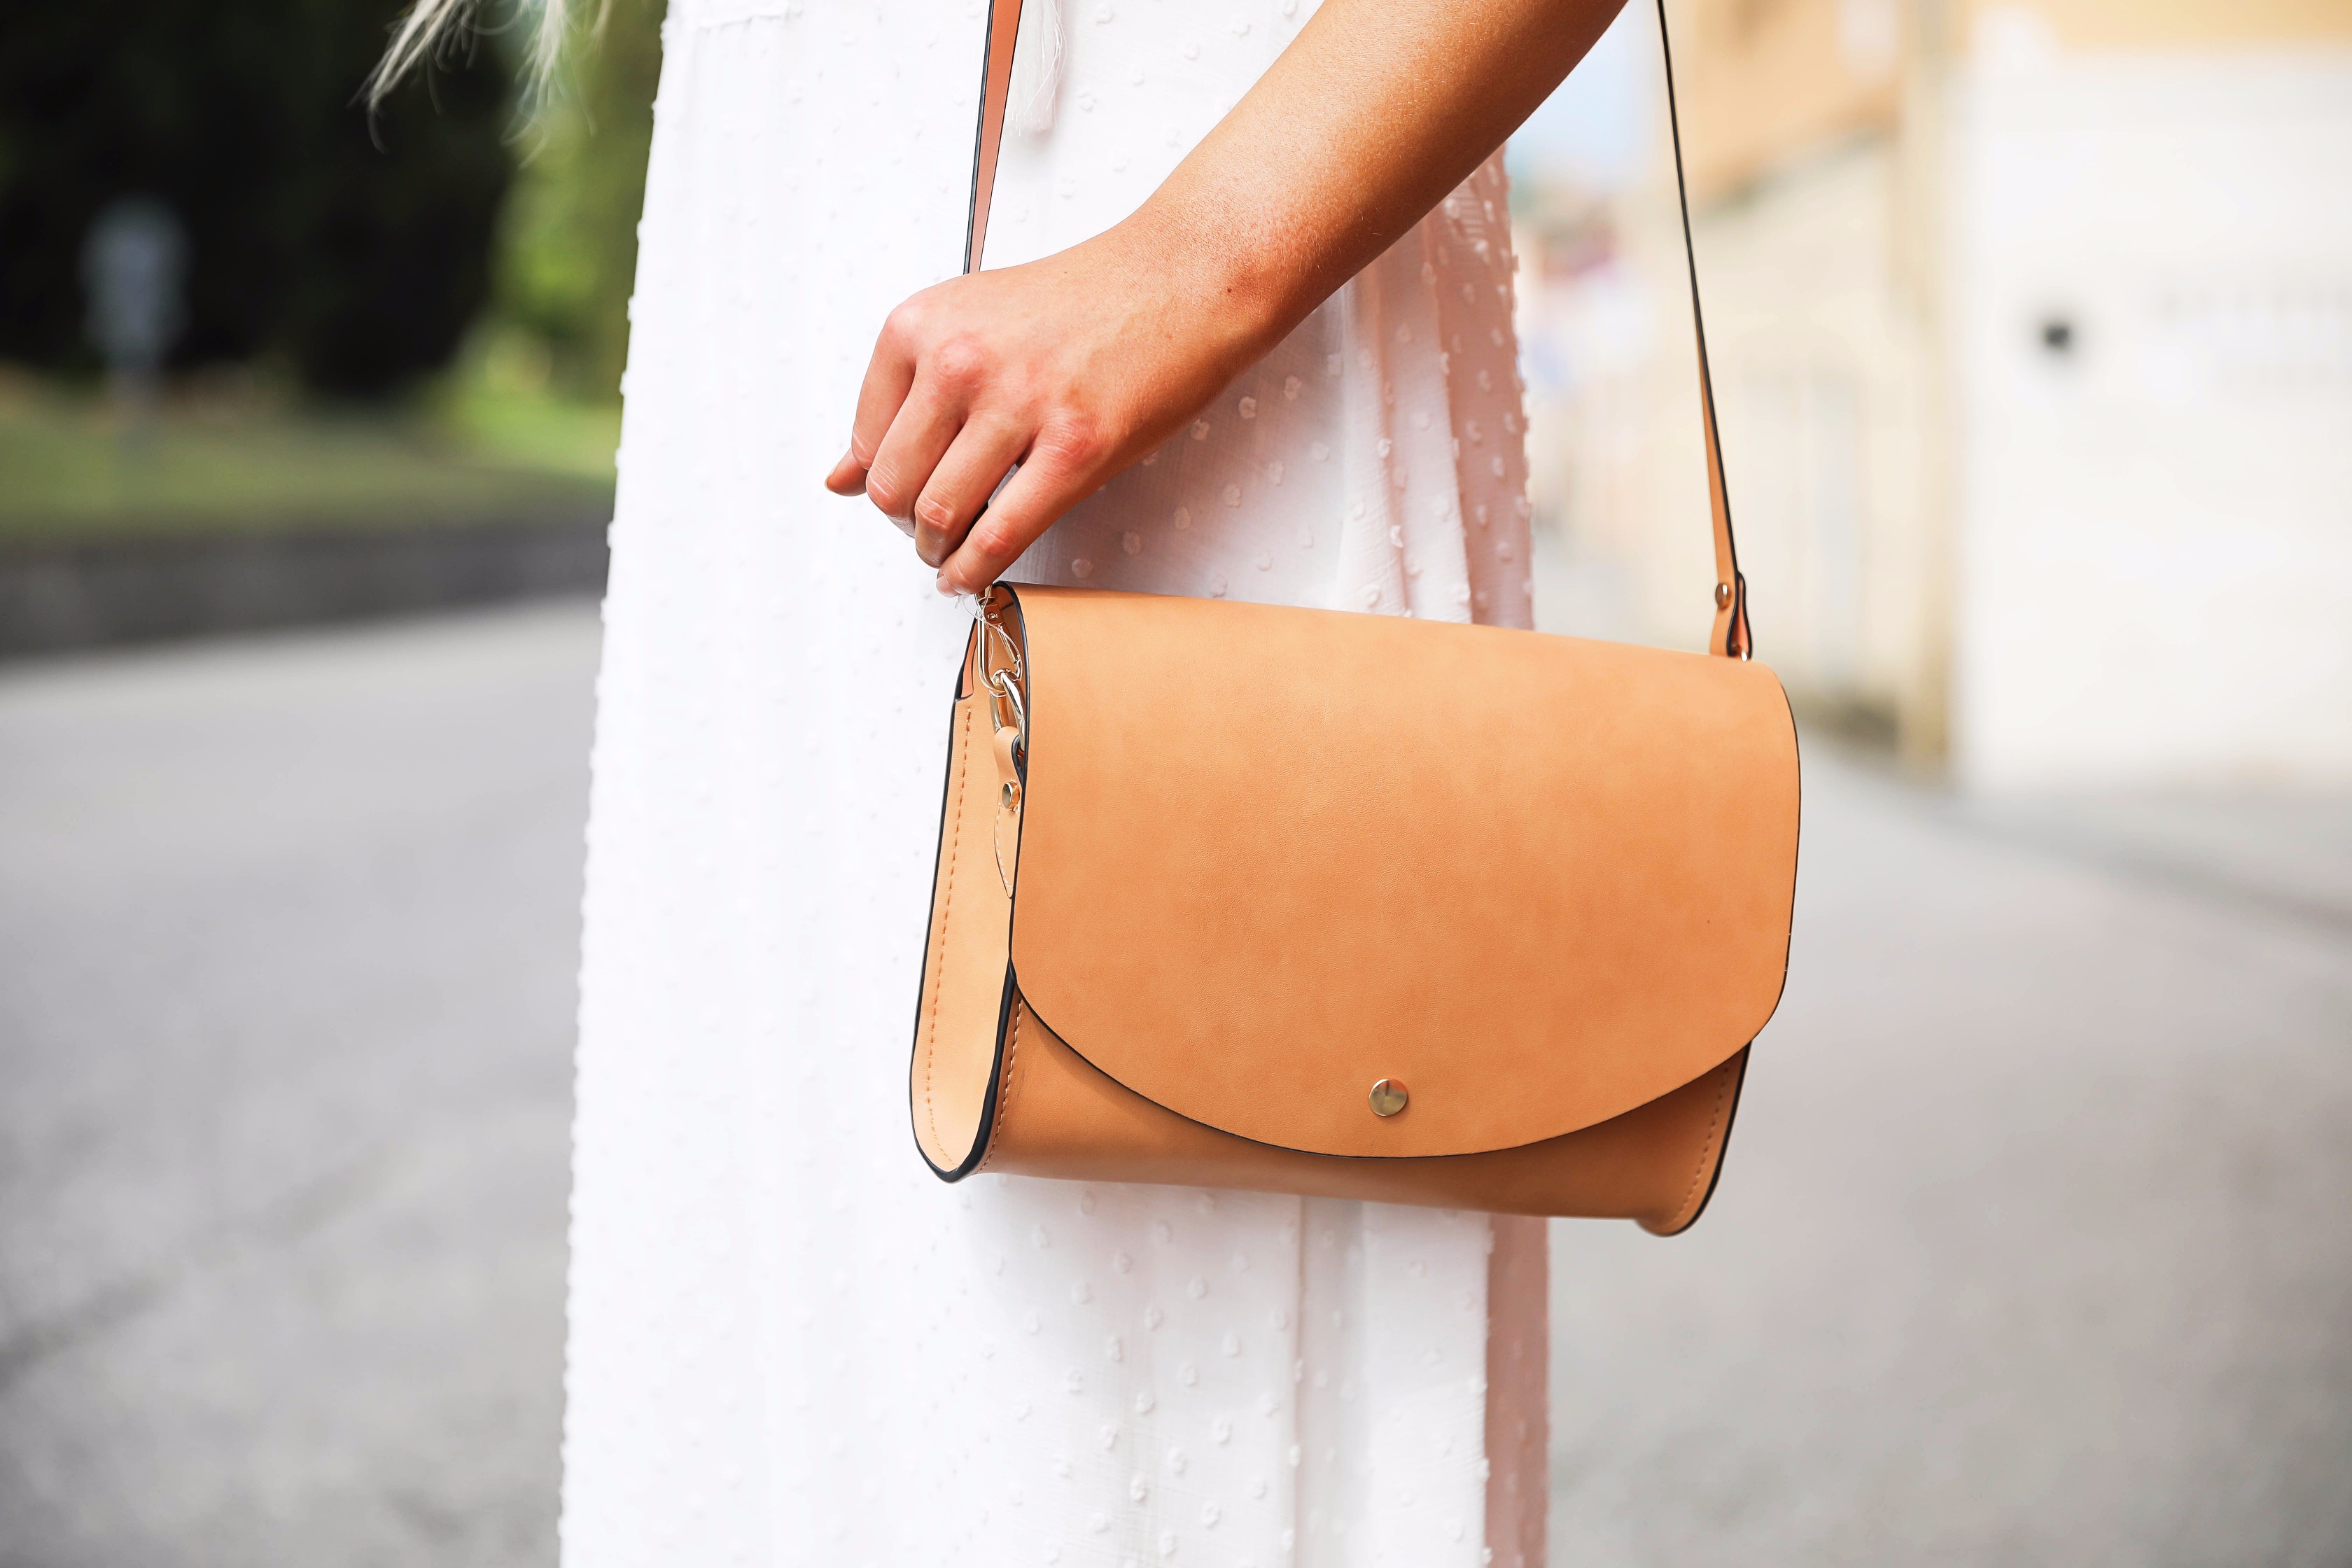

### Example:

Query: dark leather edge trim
xmin=1648 ymin=1044 xmax=1751 ymax=1237
xmin=1732 ymin=675 xmax=1805 ymax=1043
xmin=1009 ymin=974 xmax=1755 ymax=1173
xmin=910 ymin=625 xmax=1007 ymax=1182
xmin=926 ymin=964 xmax=1019 ymax=1183
xmin=962 ymin=1 xmax=994 ymax=274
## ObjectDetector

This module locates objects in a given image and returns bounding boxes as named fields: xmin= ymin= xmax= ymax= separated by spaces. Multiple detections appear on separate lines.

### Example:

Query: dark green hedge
xmin=0 ymin=0 xmax=514 ymax=398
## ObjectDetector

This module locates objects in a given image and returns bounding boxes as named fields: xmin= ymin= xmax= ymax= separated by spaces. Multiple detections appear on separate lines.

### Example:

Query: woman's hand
xmin=825 ymin=223 xmax=1277 ymax=596
xmin=830 ymin=0 xmax=1627 ymax=594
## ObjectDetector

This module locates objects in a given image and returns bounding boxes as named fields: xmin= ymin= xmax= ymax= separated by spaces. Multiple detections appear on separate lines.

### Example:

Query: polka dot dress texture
xmin=566 ymin=3 xmax=1545 ymax=1565
xmin=985 ymin=7 xmax=1535 ymax=624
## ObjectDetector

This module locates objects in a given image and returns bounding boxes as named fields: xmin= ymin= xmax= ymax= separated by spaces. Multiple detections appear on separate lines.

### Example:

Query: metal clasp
xmin=986 ymin=664 xmax=1026 ymax=740
xmin=976 ymin=594 xmax=1027 ymax=760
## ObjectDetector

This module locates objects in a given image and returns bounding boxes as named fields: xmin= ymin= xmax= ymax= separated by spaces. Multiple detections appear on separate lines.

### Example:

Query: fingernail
xmin=934 ymin=570 xmax=956 ymax=596
xmin=915 ymin=529 xmax=944 ymax=568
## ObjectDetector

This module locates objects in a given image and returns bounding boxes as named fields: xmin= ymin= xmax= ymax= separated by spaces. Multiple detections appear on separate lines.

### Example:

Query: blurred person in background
xmin=0 ymin=1 xmax=512 ymax=400
xmin=80 ymin=195 xmax=184 ymax=426
xmin=377 ymin=0 xmax=1645 ymax=1562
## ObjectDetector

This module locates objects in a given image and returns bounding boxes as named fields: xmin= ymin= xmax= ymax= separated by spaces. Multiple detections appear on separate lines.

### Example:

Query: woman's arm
xmin=825 ymin=0 xmax=1628 ymax=596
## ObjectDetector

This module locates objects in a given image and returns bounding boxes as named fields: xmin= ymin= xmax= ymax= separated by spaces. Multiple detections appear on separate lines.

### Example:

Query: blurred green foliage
xmin=0 ymin=377 xmax=614 ymax=545
xmin=0 ymin=0 xmax=515 ymax=398
xmin=493 ymin=0 xmax=664 ymax=400
xmin=0 ymin=0 xmax=663 ymax=539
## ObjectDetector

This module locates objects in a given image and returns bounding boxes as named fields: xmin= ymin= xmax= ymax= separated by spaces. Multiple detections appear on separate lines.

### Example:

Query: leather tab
xmin=993 ymin=722 xmax=1023 ymax=895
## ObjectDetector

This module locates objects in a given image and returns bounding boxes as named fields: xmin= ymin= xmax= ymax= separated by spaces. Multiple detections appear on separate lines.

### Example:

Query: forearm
xmin=1119 ymin=0 xmax=1628 ymax=362
xmin=832 ymin=0 xmax=1628 ymax=592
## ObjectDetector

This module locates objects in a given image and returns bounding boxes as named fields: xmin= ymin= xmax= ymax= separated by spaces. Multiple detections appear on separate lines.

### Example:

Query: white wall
xmin=1952 ymin=24 xmax=2352 ymax=788
xmin=1696 ymin=142 xmax=1938 ymax=724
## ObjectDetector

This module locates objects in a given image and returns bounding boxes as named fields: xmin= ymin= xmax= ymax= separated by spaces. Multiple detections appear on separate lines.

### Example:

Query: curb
xmin=0 ymin=511 xmax=611 ymax=659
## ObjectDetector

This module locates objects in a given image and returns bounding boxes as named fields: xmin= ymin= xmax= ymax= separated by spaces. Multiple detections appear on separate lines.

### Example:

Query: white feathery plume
xmin=1008 ymin=0 xmax=1063 ymax=137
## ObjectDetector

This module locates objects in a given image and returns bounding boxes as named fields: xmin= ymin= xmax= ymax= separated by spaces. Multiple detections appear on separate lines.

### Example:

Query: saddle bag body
xmin=912 ymin=584 xmax=1798 ymax=1233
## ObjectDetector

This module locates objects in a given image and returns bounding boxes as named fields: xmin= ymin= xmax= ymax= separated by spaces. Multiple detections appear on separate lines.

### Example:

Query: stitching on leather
xmin=1669 ymin=1060 xmax=1736 ymax=1232
xmin=922 ymin=703 xmax=976 ymax=1162
xmin=976 ymin=1002 xmax=1023 ymax=1174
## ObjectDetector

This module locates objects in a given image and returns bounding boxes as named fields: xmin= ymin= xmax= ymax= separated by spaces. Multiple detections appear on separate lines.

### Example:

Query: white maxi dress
xmin=566 ymin=2 xmax=1548 ymax=1564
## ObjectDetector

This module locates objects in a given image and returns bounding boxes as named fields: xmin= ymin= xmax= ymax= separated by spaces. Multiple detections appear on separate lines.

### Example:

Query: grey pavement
xmin=1546 ymin=752 xmax=2352 ymax=1566
xmin=0 ymin=608 xmax=590 ymax=1567
xmin=0 ymin=603 xmax=2346 ymax=1567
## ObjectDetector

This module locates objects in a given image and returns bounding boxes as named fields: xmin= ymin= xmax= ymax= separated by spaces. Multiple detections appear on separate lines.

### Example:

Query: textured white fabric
xmin=566 ymin=3 xmax=1544 ymax=1564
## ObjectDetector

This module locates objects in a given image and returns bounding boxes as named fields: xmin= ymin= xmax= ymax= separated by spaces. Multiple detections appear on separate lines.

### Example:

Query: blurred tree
xmin=0 ymin=0 xmax=513 ymax=398
xmin=493 ymin=0 xmax=664 ymax=398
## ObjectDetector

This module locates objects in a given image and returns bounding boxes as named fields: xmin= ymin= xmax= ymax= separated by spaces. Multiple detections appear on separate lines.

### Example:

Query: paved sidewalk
xmin=0 ymin=605 xmax=2345 ymax=1567
xmin=0 ymin=608 xmax=591 ymax=1567
xmin=1547 ymin=755 xmax=2352 ymax=1566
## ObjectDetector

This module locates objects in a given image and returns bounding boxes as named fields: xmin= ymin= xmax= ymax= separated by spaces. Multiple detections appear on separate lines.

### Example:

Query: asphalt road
xmin=0 ymin=607 xmax=588 ymax=1567
xmin=1 ymin=603 xmax=2346 ymax=1567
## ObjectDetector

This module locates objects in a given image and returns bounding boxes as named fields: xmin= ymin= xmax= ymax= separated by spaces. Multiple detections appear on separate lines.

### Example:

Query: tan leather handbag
xmin=912 ymin=0 xmax=1798 ymax=1235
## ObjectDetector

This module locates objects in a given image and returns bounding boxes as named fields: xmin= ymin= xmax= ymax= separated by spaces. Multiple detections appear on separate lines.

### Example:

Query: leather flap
xmin=1002 ymin=585 xmax=1800 ymax=1160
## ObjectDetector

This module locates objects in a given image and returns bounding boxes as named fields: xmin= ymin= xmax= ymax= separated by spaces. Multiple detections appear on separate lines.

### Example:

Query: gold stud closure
xmin=1714 ymin=581 xmax=1733 ymax=610
xmin=1000 ymin=781 xmax=1018 ymax=810
xmin=1368 ymin=1079 xmax=1409 ymax=1118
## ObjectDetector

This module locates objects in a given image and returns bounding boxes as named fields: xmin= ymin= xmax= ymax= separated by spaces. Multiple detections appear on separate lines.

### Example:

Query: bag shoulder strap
xmin=962 ymin=0 xmax=1750 ymax=659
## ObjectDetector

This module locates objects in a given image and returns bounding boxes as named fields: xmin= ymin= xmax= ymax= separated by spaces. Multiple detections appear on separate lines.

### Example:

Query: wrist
xmin=1104 ymin=195 xmax=1307 ymax=377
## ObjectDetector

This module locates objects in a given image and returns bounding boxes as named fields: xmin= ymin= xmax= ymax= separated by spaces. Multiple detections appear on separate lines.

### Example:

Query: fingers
xmin=823 ymin=309 xmax=921 ymax=498
xmin=911 ymin=416 xmax=1028 ymax=569
xmin=934 ymin=422 xmax=1105 ymax=596
xmin=822 ymin=446 xmax=870 ymax=498
xmin=832 ymin=279 xmax=1128 ymax=593
xmin=864 ymin=384 xmax=968 ymax=558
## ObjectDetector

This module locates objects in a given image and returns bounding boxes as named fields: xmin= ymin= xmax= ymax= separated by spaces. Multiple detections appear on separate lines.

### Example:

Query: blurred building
xmin=1514 ymin=0 xmax=2352 ymax=788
